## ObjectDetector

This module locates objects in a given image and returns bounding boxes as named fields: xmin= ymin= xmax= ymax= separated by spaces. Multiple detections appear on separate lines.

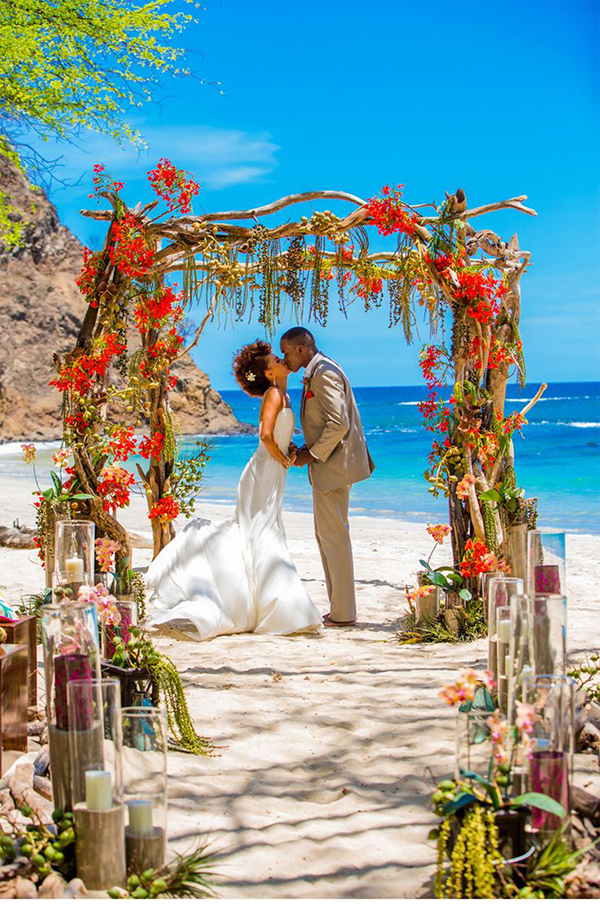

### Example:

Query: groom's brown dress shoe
xmin=322 ymin=612 xmax=356 ymax=627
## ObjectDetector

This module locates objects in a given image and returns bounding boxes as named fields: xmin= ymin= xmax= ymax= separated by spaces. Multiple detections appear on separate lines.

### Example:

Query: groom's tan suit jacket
xmin=301 ymin=353 xmax=374 ymax=493
xmin=300 ymin=353 xmax=374 ymax=623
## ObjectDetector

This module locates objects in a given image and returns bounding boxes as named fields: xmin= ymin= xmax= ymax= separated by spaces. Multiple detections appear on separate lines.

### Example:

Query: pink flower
xmin=52 ymin=446 xmax=72 ymax=468
xmin=426 ymin=523 xmax=451 ymax=545
xmin=406 ymin=584 xmax=435 ymax=605
xmin=439 ymin=668 xmax=494 ymax=707
xmin=515 ymin=701 xmax=536 ymax=736
xmin=456 ymin=473 xmax=474 ymax=501
xmin=95 ymin=537 xmax=120 ymax=572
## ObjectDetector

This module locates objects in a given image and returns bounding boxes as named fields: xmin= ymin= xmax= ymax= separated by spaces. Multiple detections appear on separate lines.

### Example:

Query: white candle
xmin=65 ymin=555 xmax=84 ymax=583
xmin=85 ymin=770 xmax=112 ymax=811
xmin=504 ymin=654 xmax=512 ymax=677
xmin=128 ymin=800 xmax=153 ymax=835
xmin=499 ymin=619 xmax=511 ymax=644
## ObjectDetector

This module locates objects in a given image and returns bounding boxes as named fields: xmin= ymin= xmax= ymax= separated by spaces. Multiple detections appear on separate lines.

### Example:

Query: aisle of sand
xmin=0 ymin=476 xmax=596 ymax=898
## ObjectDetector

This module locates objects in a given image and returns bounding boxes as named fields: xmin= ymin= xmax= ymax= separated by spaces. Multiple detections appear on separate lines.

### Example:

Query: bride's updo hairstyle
xmin=232 ymin=339 xmax=273 ymax=397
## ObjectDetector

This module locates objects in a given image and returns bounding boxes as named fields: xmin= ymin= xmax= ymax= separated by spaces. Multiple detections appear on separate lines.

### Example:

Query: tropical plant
xmin=107 ymin=840 xmax=219 ymax=899
xmin=107 ymin=624 xmax=212 ymax=756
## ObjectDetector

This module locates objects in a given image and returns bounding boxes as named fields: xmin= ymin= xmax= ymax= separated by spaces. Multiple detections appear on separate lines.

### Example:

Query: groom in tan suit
xmin=280 ymin=328 xmax=374 ymax=627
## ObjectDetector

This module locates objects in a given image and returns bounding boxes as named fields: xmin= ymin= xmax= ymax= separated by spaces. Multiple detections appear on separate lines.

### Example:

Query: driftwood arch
xmin=51 ymin=165 xmax=544 ymax=595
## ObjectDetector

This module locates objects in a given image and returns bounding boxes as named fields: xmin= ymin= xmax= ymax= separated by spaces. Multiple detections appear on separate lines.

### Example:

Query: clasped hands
xmin=287 ymin=443 xmax=314 ymax=468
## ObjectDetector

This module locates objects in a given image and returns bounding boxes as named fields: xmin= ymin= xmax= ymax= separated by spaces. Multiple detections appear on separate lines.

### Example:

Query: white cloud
xmin=21 ymin=123 xmax=280 ymax=192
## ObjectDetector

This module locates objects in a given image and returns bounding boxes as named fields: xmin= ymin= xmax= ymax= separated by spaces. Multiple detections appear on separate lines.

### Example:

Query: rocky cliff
xmin=0 ymin=159 xmax=248 ymax=442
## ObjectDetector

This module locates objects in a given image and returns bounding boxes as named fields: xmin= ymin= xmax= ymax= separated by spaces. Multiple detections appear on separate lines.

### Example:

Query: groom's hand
xmin=294 ymin=448 xmax=315 ymax=468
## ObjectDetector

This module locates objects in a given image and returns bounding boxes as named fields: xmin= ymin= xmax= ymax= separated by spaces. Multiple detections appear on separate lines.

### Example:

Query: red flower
xmin=147 ymin=159 xmax=200 ymax=214
xmin=364 ymin=184 xmax=417 ymax=237
xmin=148 ymin=495 xmax=180 ymax=522
xmin=109 ymin=213 xmax=155 ymax=277
xmin=138 ymin=431 xmax=165 ymax=461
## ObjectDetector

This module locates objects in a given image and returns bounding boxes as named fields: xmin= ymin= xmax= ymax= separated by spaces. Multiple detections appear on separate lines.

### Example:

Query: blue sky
xmin=31 ymin=0 xmax=599 ymax=390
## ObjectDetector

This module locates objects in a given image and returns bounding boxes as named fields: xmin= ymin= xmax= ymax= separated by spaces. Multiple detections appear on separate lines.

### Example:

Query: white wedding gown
xmin=145 ymin=406 xmax=322 ymax=641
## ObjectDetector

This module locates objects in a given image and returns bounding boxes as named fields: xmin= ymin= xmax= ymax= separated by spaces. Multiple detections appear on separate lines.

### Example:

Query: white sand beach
xmin=0 ymin=475 xmax=597 ymax=898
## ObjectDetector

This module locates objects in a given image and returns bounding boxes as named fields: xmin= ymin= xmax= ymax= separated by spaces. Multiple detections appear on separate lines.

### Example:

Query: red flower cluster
xmin=110 ymin=213 xmax=155 ymax=277
xmin=455 ymin=270 xmax=507 ymax=325
xmin=418 ymin=392 xmax=453 ymax=435
xmin=51 ymin=333 xmax=126 ymax=396
xmin=459 ymin=538 xmax=496 ymax=578
xmin=432 ymin=252 xmax=466 ymax=274
xmin=103 ymin=425 xmax=137 ymax=462
xmin=488 ymin=338 xmax=511 ymax=369
xmin=148 ymin=495 xmax=180 ymax=522
xmin=97 ymin=465 xmax=136 ymax=511
xmin=503 ymin=412 xmax=528 ymax=436
xmin=88 ymin=163 xmax=124 ymax=199
xmin=476 ymin=430 xmax=500 ymax=467
xmin=138 ymin=431 xmax=165 ymax=461
xmin=147 ymin=159 xmax=200 ymax=214
xmin=364 ymin=184 xmax=418 ymax=237
xmin=420 ymin=345 xmax=445 ymax=389
xmin=76 ymin=247 xmax=103 ymax=305
xmin=134 ymin=287 xmax=182 ymax=333
xmin=355 ymin=273 xmax=383 ymax=299
xmin=147 ymin=329 xmax=184 ymax=363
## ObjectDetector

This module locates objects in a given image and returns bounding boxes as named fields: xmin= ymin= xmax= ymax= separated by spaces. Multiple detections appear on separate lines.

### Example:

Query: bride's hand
xmin=288 ymin=448 xmax=298 ymax=466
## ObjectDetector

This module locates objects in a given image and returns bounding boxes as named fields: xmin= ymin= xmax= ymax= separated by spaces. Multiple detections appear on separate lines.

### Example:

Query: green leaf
xmin=458 ymin=588 xmax=472 ymax=601
xmin=419 ymin=559 xmax=431 ymax=571
xmin=511 ymin=792 xmax=566 ymax=818
xmin=50 ymin=471 xmax=62 ymax=495
xmin=72 ymin=493 xmax=94 ymax=500
xmin=433 ymin=571 xmax=451 ymax=589
xmin=480 ymin=489 xmax=502 ymax=503
xmin=442 ymin=791 xmax=478 ymax=815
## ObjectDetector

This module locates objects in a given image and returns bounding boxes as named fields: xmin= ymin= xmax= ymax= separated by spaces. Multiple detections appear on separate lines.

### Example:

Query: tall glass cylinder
xmin=68 ymin=679 xmax=126 ymax=890
xmin=102 ymin=600 xmax=138 ymax=661
xmin=529 ymin=596 xmax=567 ymax=678
xmin=487 ymin=577 xmax=524 ymax=681
xmin=456 ymin=709 xmax=496 ymax=781
xmin=523 ymin=675 xmax=574 ymax=836
xmin=122 ymin=707 xmax=168 ymax=873
xmin=496 ymin=606 xmax=512 ymax=714
xmin=508 ymin=594 xmax=535 ymax=727
xmin=527 ymin=530 xmax=566 ymax=597
xmin=41 ymin=600 xmax=101 ymax=811
xmin=54 ymin=520 xmax=95 ymax=597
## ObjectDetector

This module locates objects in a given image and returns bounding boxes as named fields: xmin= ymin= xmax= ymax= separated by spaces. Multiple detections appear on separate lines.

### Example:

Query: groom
xmin=280 ymin=328 xmax=374 ymax=627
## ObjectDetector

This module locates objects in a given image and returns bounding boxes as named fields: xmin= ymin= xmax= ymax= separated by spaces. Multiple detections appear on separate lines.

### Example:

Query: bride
xmin=145 ymin=339 xmax=323 ymax=640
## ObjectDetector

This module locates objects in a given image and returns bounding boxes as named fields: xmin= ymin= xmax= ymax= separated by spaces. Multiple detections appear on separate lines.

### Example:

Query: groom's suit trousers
xmin=312 ymin=484 xmax=356 ymax=623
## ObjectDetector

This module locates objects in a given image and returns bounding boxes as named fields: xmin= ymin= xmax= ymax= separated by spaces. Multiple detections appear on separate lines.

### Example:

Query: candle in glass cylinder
xmin=85 ymin=770 xmax=113 ymax=811
xmin=65 ymin=556 xmax=85 ymax=583
xmin=499 ymin=619 xmax=511 ymax=644
xmin=128 ymin=800 xmax=153 ymax=835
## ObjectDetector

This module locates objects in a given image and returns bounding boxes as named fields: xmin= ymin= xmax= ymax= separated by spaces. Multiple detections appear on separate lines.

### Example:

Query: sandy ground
xmin=0 ymin=475 xmax=597 ymax=898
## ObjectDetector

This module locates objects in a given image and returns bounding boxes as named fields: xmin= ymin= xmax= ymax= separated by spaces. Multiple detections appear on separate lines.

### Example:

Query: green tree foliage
xmin=0 ymin=0 xmax=199 ymax=246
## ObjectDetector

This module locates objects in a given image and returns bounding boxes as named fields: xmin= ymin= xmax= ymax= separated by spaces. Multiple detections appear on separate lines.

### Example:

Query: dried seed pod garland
xmin=308 ymin=236 xmax=330 ymax=325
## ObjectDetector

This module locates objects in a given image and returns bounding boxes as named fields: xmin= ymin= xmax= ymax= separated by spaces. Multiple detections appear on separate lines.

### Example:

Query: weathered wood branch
xmin=462 ymin=196 xmax=538 ymax=220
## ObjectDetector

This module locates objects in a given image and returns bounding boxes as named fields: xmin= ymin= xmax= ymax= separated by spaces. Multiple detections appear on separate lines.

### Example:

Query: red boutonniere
xmin=306 ymin=390 xmax=314 ymax=400
xmin=303 ymin=374 xmax=314 ymax=400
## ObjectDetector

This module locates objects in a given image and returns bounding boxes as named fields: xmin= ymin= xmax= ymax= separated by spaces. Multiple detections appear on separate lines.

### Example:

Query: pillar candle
xmin=65 ymin=556 xmax=85 ymax=583
xmin=128 ymin=800 xmax=153 ymax=835
xmin=85 ymin=770 xmax=112 ymax=811
xmin=499 ymin=619 xmax=512 ymax=644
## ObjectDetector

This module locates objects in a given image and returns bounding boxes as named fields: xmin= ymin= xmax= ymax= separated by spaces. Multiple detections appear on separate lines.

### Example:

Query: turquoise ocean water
xmin=1 ymin=382 xmax=598 ymax=533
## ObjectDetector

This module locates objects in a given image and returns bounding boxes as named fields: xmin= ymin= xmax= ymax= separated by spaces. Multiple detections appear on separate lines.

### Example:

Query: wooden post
xmin=75 ymin=804 xmax=127 ymax=890
xmin=2 ymin=615 xmax=37 ymax=707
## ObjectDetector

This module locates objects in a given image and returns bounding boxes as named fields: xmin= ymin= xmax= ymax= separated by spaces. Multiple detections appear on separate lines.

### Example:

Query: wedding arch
xmin=46 ymin=160 xmax=544 ymax=598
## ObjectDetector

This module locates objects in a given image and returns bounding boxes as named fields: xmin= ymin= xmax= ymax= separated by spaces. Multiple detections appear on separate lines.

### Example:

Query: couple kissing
xmin=145 ymin=327 xmax=374 ymax=641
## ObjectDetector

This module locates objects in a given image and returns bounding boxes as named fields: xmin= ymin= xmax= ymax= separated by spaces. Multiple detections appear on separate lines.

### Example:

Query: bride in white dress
xmin=145 ymin=339 xmax=323 ymax=641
